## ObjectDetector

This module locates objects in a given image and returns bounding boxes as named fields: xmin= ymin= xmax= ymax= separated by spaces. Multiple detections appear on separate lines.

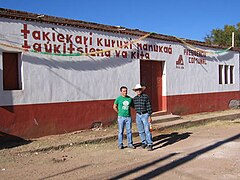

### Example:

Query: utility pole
xmin=232 ymin=32 xmax=235 ymax=47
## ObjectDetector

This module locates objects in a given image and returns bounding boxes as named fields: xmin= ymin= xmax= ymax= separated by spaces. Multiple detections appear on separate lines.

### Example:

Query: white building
xmin=0 ymin=8 xmax=239 ymax=138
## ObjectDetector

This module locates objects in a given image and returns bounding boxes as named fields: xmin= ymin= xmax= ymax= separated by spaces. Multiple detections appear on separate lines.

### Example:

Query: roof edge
xmin=0 ymin=8 xmax=239 ymax=52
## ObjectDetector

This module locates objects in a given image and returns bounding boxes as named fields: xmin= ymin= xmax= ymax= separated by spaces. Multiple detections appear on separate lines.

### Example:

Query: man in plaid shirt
xmin=133 ymin=84 xmax=153 ymax=151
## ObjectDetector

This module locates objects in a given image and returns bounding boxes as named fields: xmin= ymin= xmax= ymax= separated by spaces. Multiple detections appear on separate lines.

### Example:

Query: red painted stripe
xmin=0 ymin=91 xmax=239 ymax=138
xmin=166 ymin=91 xmax=240 ymax=115
xmin=0 ymin=99 xmax=117 ymax=138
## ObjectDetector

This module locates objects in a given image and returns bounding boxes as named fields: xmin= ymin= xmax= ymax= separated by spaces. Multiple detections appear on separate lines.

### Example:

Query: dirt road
xmin=1 ymin=119 xmax=240 ymax=180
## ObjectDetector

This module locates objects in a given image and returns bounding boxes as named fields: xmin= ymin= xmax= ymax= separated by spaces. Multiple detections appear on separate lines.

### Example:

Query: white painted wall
xmin=0 ymin=18 xmax=141 ymax=106
xmin=166 ymin=45 xmax=239 ymax=96
xmin=0 ymin=51 xmax=140 ymax=105
xmin=0 ymin=18 xmax=239 ymax=106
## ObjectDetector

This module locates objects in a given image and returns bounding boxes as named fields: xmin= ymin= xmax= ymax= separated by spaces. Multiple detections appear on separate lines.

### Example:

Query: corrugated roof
xmin=0 ymin=8 xmax=239 ymax=52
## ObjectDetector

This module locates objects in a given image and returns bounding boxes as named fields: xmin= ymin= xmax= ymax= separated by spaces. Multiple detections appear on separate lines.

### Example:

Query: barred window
xmin=219 ymin=64 xmax=234 ymax=85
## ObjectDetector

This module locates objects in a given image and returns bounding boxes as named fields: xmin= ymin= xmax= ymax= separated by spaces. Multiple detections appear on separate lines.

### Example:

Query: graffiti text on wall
xmin=21 ymin=24 xmax=173 ymax=59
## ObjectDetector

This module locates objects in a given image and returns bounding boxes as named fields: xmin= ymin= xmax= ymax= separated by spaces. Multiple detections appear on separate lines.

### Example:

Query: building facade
xmin=0 ymin=9 xmax=239 ymax=138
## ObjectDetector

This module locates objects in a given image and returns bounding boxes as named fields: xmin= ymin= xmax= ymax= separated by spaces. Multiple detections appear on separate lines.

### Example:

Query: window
xmin=3 ymin=52 xmax=22 ymax=90
xmin=230 ymin=66 xmax=234 ymax=84
xmin=224 ymin=65 xmax=228 ymax=84
xmin=219 ymin=65 xmax=223 ymax=84
xmin=219 ymin=64 xmax=234 ymax=85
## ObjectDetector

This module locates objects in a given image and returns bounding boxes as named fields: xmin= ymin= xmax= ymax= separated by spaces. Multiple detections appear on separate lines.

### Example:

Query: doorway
xmin=140 ymin=60 xmax=163 ymax=112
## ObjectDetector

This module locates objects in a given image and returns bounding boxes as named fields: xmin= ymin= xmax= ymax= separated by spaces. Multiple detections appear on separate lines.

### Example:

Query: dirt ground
xmin=0 ymin=119 xmax=240 ymax=180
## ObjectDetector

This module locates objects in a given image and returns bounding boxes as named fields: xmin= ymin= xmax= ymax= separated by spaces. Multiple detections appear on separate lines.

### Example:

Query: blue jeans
xmin=118 ymin=116 xmax=133 ymax=147
xmin=136 ymin=113 xmax=153 ymax=145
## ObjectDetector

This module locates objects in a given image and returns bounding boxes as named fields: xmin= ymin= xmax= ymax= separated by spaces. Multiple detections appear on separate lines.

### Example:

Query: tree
xmin=204 ymin=23 xmax=240 ymax=48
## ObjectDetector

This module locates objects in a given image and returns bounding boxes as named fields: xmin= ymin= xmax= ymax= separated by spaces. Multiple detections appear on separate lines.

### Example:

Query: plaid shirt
xmin=133 ymin=93 xmax=152 ymax=115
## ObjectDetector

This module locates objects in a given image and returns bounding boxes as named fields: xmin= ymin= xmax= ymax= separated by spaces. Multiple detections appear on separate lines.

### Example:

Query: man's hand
xmin=148 ymin=116 xmax=152 ymax=123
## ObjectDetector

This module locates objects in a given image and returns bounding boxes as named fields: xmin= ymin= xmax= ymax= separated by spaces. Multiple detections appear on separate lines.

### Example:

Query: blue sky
xmin=1 ymin=0 xmax=239 ymax=41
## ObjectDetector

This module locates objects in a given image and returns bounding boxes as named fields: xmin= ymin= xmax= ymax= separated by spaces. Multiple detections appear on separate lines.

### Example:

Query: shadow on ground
xmin=133 ymin=132 xmax=192 ymax=150
xmin=0 ymin=131 xmax=32 ymax=149
xmin=110 ymin=133 xmax=240 ymax=180
xmin=153 ymin=132 xmax=192 ymax=150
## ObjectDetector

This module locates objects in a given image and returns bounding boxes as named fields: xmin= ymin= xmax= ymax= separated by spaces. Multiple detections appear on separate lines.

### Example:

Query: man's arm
xmin=130 ymin=98 xmax=134 ymax=108
xmin=113 ymin=104 xmax=118 ymax=113
xmin=145 ymin=95 xmax=152 ymax=115
xmin=145 ymin=95 xmax=152 ymax=122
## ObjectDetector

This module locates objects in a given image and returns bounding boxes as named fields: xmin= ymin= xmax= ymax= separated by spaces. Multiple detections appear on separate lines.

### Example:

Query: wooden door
xmin=140 ymin=60 xmax=162 ymax=112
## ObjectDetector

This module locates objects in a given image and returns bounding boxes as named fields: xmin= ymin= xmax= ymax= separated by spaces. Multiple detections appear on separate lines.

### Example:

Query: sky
xmin=1 ymin=0 xmax=239 ymax=42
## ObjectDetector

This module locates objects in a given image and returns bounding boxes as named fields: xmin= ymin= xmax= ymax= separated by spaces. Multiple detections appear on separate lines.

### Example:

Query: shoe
xmin=141 ymin=144 xmax=147 ymax=149
xmin=128 ymin=145 xmax=136 ymax=149
xmin=118 ymin=145 xmax=124 ymax=149
xmin=147 ymin=145 xmax=153 ymax=151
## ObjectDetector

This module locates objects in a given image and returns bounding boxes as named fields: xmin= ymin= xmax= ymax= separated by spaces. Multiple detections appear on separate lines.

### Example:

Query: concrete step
xmin=152 ymin=111 xmax=169 ymax=117
xmin=151 ymin=114 xmax=181 ymax=124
